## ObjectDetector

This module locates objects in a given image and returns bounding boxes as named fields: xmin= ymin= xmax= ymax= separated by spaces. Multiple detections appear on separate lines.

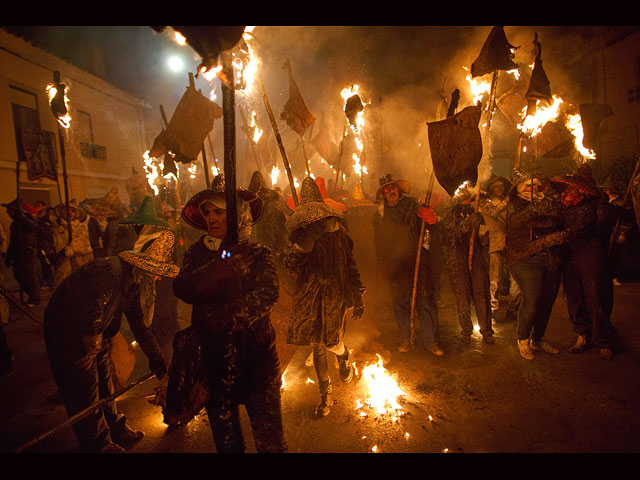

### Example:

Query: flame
xmin=143 ymin=150 xmax=160 ymax=195
xmin=294 ymin=177 xmax=300 ymax=190
xmin=270 ymin=165 xmax=280 ymax=186
xmin=188 ymin=163 xmax=197 ymax=179
xmin=358 ymin=354 xmax=406 ymax=418
xmin=464 ymin=67 xmax=491 ymax=105
xmin=517 ymin=95 xmax=564 ymax=137
xmin=173 ymin=30 xmax=187 ymax=46
xmin=46 ymin=84 xmax=72 ymax=128
xmin=565 ymin=113 xmax=596 ymax=160
xmin=211 ymin=165 xmax=219 ymax=176
xmin=280 ymin=373 xmax=286 ymax=391
xmin=341 ymin=85 xmax=369 ymax=178
xmin=250 ymin=111 xmax=263 ymax=143
xmin=306 ymin=377 xmax=315 ymax=384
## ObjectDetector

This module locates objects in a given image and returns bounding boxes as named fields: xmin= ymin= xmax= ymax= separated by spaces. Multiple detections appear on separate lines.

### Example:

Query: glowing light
xmin=294 ymin=177 xmax=300 ymax=190
xmin=565 ymin=113 xmax=596 ymax=160
xmin=371 ymin=445 xmax=378 ymax=453
xmin=167 ymin=55 xmax=185 ymax=72
xmin=211 ymin=165 xmax=219 ymax=176
xmin=188 ymin=163 xmax=197 ymax=179
xmin=173 ymin=31 xmax=187 ymax=46
xmin=281 ymin=373 xmax=286 ymax=391
xmin=270 ymin=165 xmax=280 ymax=186
xmin=46 ymin=83 xmax=71 ymax=128
xmin=143 ymin=150 xmax=160 ymax=195
xmin=306 ymin=377 xmax=315 ymax=384
xmin=464 ymin=67 xmax=491 ymax=105
xmin=358 ymin=354 xmax=406 ymax=418
xmin=250 ymin=111 xmax=263 ymax=143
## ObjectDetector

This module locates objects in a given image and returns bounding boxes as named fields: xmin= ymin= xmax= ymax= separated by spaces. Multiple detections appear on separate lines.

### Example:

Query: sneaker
xmin=398 ymin=340 xmax=411 ymax=353
xmin=530 ymin=340 xmax=559 ymax=354
xmin=98 ymin=441 xmax=125 ymax=453
xmin=428 ymin=345 xmax=444 ymax=357
xmin=517 ymin=339 xmax=534 ymax=360
xmin=569 ymin=334 xmax=589 ymax=354
xmin=337 ymin=348 xmax=353 ymax=383
xmin=314 ymin=380 xmax=333 ymax=417
xmin=482 ymin=333 xmax=496 ymax=344
xmin=600 ymin=348 xmax=613 ymax=360
xmin=111 ymin=423 xmax=144 ymax=446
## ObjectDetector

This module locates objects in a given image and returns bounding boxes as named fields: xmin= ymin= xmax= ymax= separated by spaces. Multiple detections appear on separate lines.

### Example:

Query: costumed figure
xmin=284 ymin=177 xmax=365 ymax=417
xmin=505 ymin=171 xmax=563 ymax=360
xmin=51 ymin=200 xmax=94 ymax=286
xmin=247 ymin=170 xmax=288 ymax=261
xmin=372 ymin=174 xmax=443 ymax=355
xmin=43 ymin=230 xmax=176 ymax=452
xmin=441 ymin=182 xmax=494 ymax=344
xmin=172 ymin=174 xmax=288 ymax=453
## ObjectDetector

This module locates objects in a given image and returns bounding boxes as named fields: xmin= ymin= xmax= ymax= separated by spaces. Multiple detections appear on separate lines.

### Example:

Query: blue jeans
xmin=509 ymin=254 xmax=561 ymax=342
xmin=392 ymin=292 xmax=440 ymax=349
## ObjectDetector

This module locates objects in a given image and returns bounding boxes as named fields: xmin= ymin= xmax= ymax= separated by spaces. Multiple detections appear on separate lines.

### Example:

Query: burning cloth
xmin=427 ymin=106 xmax=483 ymax=197
xmin=149 ymin=86 xmax=222 ymax=163
xmin=280 ymin=59 xmax=315 ymax=136
xmin=470 ymin=26 xmax=518 ymax=78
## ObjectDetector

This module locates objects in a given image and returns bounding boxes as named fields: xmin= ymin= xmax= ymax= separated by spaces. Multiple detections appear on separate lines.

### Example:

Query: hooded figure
xmin=373 ymin=173 xmax=443 ymax=355
xmin=505 ymin=170 xmax=564 ymax=360
xmin=172 ymin=174 xmax=287 ymax=453
xmin=43 ymin=230 xmax=178 ymax=453
xmin=284 ymin=177 xmax=365 ymax=417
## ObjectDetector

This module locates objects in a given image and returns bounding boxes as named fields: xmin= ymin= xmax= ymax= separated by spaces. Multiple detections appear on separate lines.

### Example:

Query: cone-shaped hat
xmin=285 ymin=176 xmax=343 ymax=234
xmin=119 ymin=196 xmax=170 ymax=228
xmin=118 ymin=229 xmax=180 ymax=278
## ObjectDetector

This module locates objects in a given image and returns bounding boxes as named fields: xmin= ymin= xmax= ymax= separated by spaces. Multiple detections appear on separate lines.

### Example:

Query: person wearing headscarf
xmin=173 ymin=174 xmax=287 ymax=453
xmin=441 ymin=181 xmax=494 ymax=345
xmin=51 ymin=200 xmax=94 ymax=286
xmin=373 ymin=173 xmax=443 ymax=354
xmin=43 ymin=230 xmax=177 ymax=452
xmin=285 ymin=177 xmax=365 ymax=417
xmin=505 ymin=171 xmax=564 ymax=360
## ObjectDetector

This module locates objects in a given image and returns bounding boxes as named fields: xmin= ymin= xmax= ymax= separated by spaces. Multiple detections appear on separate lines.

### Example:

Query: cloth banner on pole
xmin=470 ymin=26 xmax=518 ymax=78
xmin=427 ymin=105 xmax=483 ymax=197
xmin=280 ymin=58 xmax=315 ymax=136
xmin=21 ymin=127 xmax=58 ymax=181
xmin=149 ymin=85 xmax=222 ymax=163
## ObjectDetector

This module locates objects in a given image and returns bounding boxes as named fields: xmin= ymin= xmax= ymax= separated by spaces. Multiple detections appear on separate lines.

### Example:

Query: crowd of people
xmin=0 ymin=160 xmax=638 ymax=453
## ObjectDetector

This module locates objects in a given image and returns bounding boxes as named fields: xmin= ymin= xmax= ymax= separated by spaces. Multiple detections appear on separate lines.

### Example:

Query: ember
xmin=356 ymin=354 xmax=406 ymax=419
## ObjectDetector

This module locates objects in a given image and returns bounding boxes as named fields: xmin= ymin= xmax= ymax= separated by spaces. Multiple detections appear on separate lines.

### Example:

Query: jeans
xmin=391 ymin=291 xmax=440 ymax=349
xmin=509 ymin=254 xmax=561 ymax=342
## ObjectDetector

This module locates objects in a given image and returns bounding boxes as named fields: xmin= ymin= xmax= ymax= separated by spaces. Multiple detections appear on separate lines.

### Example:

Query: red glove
xmin=418 ymin=206 xmax=437 ymax=224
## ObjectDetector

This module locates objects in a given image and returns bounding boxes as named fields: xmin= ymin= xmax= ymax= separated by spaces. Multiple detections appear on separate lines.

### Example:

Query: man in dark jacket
xmin=2 ymin=199 xmax=41 ymax=306
xmin=285 ymin=177 xmax=365 ymax=417
xmin=173 ymin=174 xmax=287 ymax=453
xmin=43 ymin=230 xmax=176 ymax=452
xmin=373 ymin=174 xmax=442 ymax=355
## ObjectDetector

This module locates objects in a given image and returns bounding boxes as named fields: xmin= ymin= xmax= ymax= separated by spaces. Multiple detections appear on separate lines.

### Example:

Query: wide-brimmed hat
xmin=285 ymin=176 xmax=344 ymax=234
xmin=93 ymin=188 xmax=129 ymax=218
xmin=118 ymin=229 xmax=179 ymax=278
xmin=119 ymin=196 xmax=170 ymax=228
xmin=54 ymin=199 xmax=87 ymax=222
xmin=550 ymin=174 xmax=601 ymax=197
xmin=286 ymin=177 xmax=348 ymax=213
xmin=375 ymin=173 xmax=410 ymax=203
xmin=481 ymin=174 xmax=512 ymax=194
xmin=181 ymin=174 xmax=263 ymax=231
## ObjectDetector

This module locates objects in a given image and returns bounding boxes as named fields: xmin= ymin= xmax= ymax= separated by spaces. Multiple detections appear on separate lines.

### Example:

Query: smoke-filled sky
xmin=5 ymin=25 xmax=634 ymax=194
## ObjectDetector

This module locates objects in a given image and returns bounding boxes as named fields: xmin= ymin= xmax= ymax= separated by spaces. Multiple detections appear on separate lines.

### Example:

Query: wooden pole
xmin=256 ymin=74 xmax=298 ymax=206
xmin=220 ymin=52 xmax=239 ymax=245
xmin=333 ymin=122 xmax=348 ymax=194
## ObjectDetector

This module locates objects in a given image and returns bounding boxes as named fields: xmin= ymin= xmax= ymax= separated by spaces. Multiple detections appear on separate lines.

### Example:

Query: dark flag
xmin=525 ymin=34 xmax=552 ymax=107
xmin=470 ymin=26 xmax=518 ymax=78
xmin=149 ymin=85 xmax=222 ymax=164
xmin=311 ymin=122 xmax=339 ymax=166
xmin=427 ymin=105 xmax=483 ymax=196
xmin=280 ymin=58 xmax=315 ymax=136
xmin=579 ymin=103 xmax=613 ymax=150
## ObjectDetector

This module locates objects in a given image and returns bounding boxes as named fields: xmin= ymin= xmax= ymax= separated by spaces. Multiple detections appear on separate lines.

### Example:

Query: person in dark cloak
xmin=43 ymin=230 xmax=177 ymax=452
xmin=284 ymin=177 xmax=365 ymax=417
xmin=441 ymin=182 xmax=494 ymax=344
xmin=247 ymin=170 xmax=288 ymax=260
xmin=173 ymin=174 xmax=287 ymax=453
xmin=2 ymin=199 xmax=41 ymax=307
xmin=373 ymin=173 xmax=442 ymax=354
xmin=505 ymin=172 xmax=563 ymax=360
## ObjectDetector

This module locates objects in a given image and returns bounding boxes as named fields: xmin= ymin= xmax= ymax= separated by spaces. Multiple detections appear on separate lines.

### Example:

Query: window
xmin=10 ymin=86 xmax=40 ymax=163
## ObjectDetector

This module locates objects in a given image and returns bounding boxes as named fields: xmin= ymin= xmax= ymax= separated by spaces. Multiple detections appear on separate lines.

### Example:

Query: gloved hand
xmin=193 ymin=244 xmax=253 ymax=296
xmin=418 ymin=206 xmax=437 ymax=224
xmin=149 ymin=355 xmax=168 ymax=380
xmin=352 ymin=294 xmax=365 ymax=320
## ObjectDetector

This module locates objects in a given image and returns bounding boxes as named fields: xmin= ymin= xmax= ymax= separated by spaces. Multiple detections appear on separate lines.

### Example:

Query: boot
xmin=98 ymin=440 xmax=125 ymax=453
xmin=569 ymin=334 xmax=588 ymax=354
xmin=314 ymin=379 xmax=333 ymax=417
xmin=517 ymin=339 xmax=534 ymax=360
xmin=337 ymin=347 xmax=353 ymax=383
xmin=111 ymin=422 xmax=144 ymax=446
xmin=530 ymin=339 xmax=559 ymax=354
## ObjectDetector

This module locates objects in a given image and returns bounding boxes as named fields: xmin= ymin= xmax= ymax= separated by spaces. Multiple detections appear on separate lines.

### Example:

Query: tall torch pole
xmin=257 ymin=74 xmax=299 ymax=206
xmin=220 ymin=52 xmax=239 ymax=245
